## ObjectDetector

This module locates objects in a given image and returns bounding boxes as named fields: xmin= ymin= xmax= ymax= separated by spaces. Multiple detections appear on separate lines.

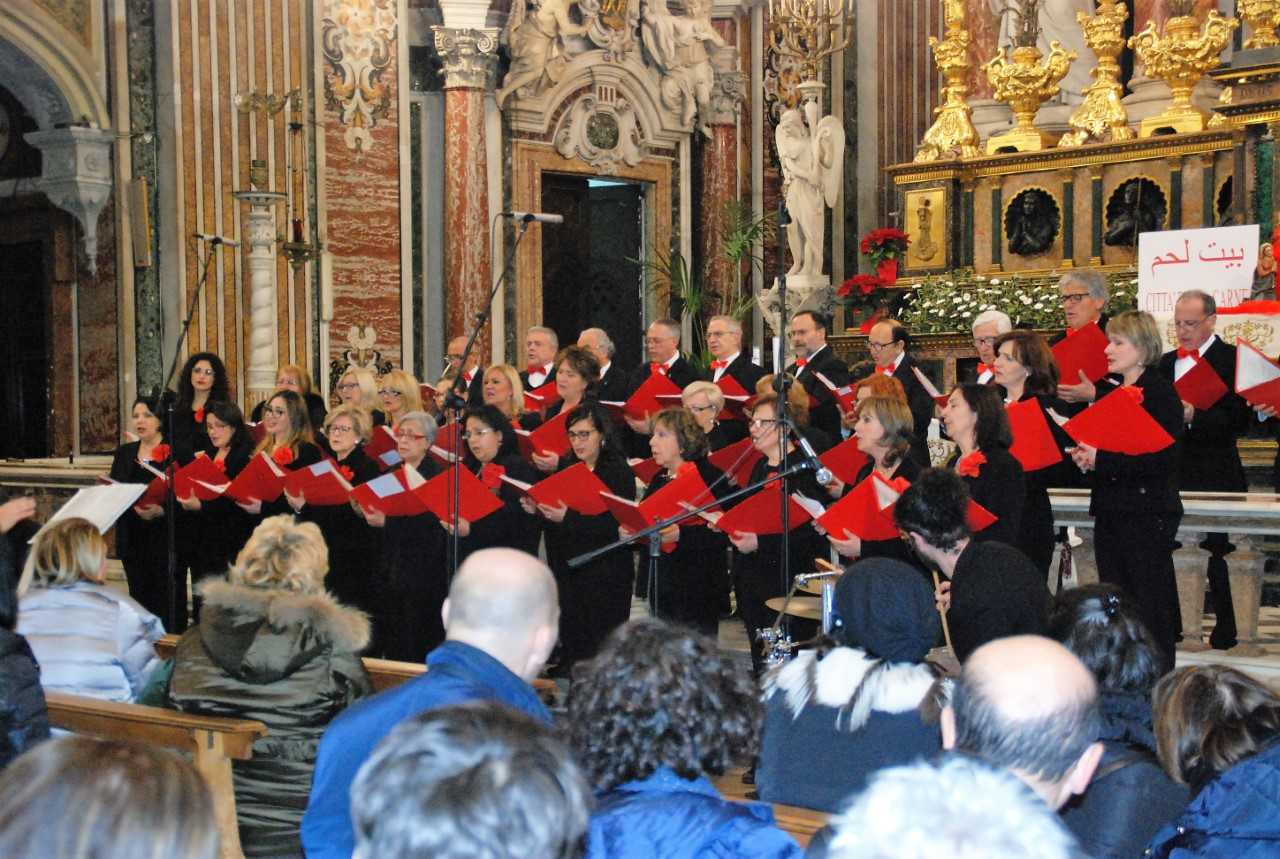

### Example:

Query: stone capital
xmin=707 ymin=45 xmax=745 ymax=125
xmin=432 ymin=27 xmax=500 ymax=90
xmin=24 ymin=126 xmax=115 ymax=270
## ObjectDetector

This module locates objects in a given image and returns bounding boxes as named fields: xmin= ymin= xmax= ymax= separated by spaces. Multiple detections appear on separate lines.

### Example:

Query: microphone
xmin=792 ymin=430 xmax=833 ymax=486
xmin=500 ymin=211 xmax=564 ymax=225
xmin=193 ymin=232 xmax=240 ymax=247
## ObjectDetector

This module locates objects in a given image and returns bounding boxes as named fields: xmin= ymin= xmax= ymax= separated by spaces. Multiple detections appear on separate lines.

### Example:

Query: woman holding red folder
xmin=482 ymin=363 xmax=541 ymax=432
xmin=238 ymin=390 xmax=324 ymax=521
xmin=528 ymin=403 xmax=635 ymax=671
xmin=941 ymin=383 xmax=1026 ymax=548
xmin=449 ymin=404 xmax=541 ymax=561
xmin=1067 ymin=311 xmax=1184 ymax=659
xmin=171 ymin=351 xmax=228 ymax=463
xmin=377 ymin=369 xmax=425 ymax=429
xmin=533 ymin=346 xmax=601 ymax=473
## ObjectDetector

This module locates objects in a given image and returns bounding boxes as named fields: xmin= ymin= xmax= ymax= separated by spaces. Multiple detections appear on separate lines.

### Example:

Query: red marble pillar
xmin=700 ymin=123 xmax=740 ymax=314
xmin=435 ymin=28 xmax=498 ymax=360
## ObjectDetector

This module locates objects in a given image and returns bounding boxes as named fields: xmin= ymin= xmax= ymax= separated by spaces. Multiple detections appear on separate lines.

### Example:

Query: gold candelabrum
xmin=1130 ymin=10 xmax=1238 ymax=138
xmin=236 ymin=88 xmax=318 ymax=271
xmin=915 ymin=0 xmax=980 ymax=162
xmin=984 ymin=41 xmax=1077 ymax=153
xmin=1239 ymin=0 xmax=1280 ymax=50
xmin=767 ymin=0 xmax=853 ymax=86
xmin=1060 ymin=0 xmax=1132 ymax=147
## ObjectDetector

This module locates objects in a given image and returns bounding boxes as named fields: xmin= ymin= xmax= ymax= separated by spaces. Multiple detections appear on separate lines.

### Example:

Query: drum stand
xmin=757 ymin=568 xmax=841 ymax=666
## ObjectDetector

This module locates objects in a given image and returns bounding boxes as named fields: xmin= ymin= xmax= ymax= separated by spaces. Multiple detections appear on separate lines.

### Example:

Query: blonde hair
xmin=756 ymin=374 xmax=810 ymax=428
xmin=30 ymin=518 xmax=107 ymax=588
xmin=254 ymin=390 xmax=316 ymax=457
xmin=380 ymin=369 xmax=424 ymax=419
xmin=229 ymin=515 xmax=328 ymax=594
xmin=483 ymin=364 xmax=527 ymax=420
xmin=1105 ymin=310 xmax=1164 ymax=367
xmin=339 ymin=366 xmax=380 ymax=412
xmin=857 ymin=396 xmax=915 ymax=467
xmin=682 ymin=380 xmax=725 ymax=412
xmin=276 ymin=363 xmax=314 ymax=396
xmin=324 ymin=404 xmax=372 ymax=443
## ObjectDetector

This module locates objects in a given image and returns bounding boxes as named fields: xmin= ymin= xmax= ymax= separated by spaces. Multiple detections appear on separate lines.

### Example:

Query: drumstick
xmin=931 ymin=569 xmax=955 ymax=656
xmin=814 ymin=558 xmax=839 ymax=573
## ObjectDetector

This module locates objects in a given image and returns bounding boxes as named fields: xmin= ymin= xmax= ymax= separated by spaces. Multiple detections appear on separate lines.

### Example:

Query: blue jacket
xmin=301 ymin=640 xmax=551 ymax=859
xmin=1145 ymin=739 xmax=1280 ymax=858
xmin=585 ymin=767 xmax=803 ymax=859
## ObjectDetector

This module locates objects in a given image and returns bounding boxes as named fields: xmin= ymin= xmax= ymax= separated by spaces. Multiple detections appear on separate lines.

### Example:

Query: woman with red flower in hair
xmin=448 ymin=404 xmax=541 ymax=564
xmin=172 ymin=352 xmax=229 ymax=463
xmin=238 ymin=389 xmax=323 ymax=521
xmin=941 ymin=383 xmax=1025 ymax=548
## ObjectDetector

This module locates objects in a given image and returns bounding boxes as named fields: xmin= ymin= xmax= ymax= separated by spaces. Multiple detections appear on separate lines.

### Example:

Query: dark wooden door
xmin=0 ymin=241 xmax=49 ymax=457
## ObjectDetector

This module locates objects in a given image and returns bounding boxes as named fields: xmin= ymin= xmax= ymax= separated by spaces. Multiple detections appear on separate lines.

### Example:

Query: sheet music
xmin=31 ymin=483 xmax=148 ymax=542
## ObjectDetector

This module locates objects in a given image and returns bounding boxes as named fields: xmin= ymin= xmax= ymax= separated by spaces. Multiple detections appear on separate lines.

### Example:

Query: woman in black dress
xmin=249 ymin=364 xmax=327 ymax=431
xmin=525 ymin=402 xmax=635 ymax=670
xmin=682 ymin=380 xmax=732 ymax=451
xmin=237 ymin=389 xmax=324 ymax=522
xmin=287 ymin=404 xmax=382 ymax=622
xmin=941 ymin=383 xmax=1026 ymax=548
xmin=482 ymin=363 xmax=541 ymax=432
xmin=334 ymin=366 xmax=386 ymax=427
xmin=449 ymin=404 xmax=542 ymax=561
xmin=170 ymin=352 xmax=228 ymax=463
xmin=108 ymin=393 xmax=177 ymax=628
xmin=531 ymin=346 xmax=600 ymax=473
xmin=359 ymin=410 xmax=445 ymax=661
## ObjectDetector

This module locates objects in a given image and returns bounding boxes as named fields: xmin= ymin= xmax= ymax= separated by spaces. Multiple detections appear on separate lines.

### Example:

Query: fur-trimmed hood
xmin=194 ymin=580 xmax=370 ymax=682
xmin=762 ymin=645 xmax=939 ymax=732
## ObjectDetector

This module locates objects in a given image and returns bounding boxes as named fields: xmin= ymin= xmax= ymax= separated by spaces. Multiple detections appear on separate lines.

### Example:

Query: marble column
xmin=1226 ymin=537 xmax=1266 ymax=658
xmin=434 ymin=27 xmax=498 ymax=361
xmin=1173 ymin=539 xmax=1211 ymax=651
xmin=699 ymin=50 xmax=746 ymax=316
xmin=235 ymin=188 xmax=287 ymax=409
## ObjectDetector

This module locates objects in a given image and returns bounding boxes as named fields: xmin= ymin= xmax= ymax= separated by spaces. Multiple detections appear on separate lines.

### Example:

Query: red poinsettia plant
xmin=837 ymin=273 xmax=883 ymax=297
xmin=860 ymin=227 xmax=911 ymax=263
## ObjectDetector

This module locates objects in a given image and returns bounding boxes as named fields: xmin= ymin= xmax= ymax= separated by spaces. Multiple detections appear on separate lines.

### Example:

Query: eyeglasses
xmin=688 ymin=404 xmax=718 ymax=415
xmin=1173 ymin=317 xmax=1209 ymax=330
xmin=464 ymin=428 xmax=497 ymax=439
xmin=866 ymin=340 xmax=894 ymax=352
xmin=337 ymin=382 xmax=359 ymax=391
xmin=644 ymin=337 xmax=673 ymax=346
xmin=379 ymin=388 xmax=404 ymax=397
xmin=973 ymin=336 xmax=996 ymax=347
xmin=444 ymin=354 xmax=463 ymax=366
xmin=567 ymin=430 xmax=597 ymax=441
xmin=263 ymin=406 xmax=288 ymax=418
xmin=328 ymin=424 xmax=355 ymax=435
xmin=395 ymin=431 xmax=427 ymax=441
xmin=706 ymin=330 xmax=731 ymax=340
xmin=748 ymin=417 xmax=780 ymax=428
xmin=1059 ymin=292 xmax=1091 ymax=305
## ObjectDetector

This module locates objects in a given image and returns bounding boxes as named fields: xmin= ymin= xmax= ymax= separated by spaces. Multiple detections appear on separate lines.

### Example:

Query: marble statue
xmin=497 ymin=0 xmax=589 ymax=107
xmin=775 ymin=105 xmax=845 ymax=280
xmin=993 ymin=0 xmax=1097 ymax=104
xmin=640 ymin=0 xmax=726 ymax=136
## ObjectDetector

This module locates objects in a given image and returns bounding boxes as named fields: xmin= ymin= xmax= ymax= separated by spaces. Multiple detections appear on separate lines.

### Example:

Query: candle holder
xmin=767 ymin=0 xmax=853 ymax=86
xmin=1131 ymin=9 xmax=1238 ymax=138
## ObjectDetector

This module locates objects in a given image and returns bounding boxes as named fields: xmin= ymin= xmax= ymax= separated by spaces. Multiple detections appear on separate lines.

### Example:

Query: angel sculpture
xmin=775 ymin=107 xmax=845 ymax=279
xmin=496 ymin=0 xmax=589 ymax=107
xmin=640 ymin=0 xmax=726 ymax=136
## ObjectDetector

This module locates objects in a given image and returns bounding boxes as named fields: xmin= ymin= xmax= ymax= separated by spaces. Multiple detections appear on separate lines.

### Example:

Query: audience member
xmin=1050 ymin=585 xmax=1187 ymax=858
xmin=757 ymin=558 xmax=942 ymax=812
xmin=350 ymin=702 xmax=591 ymax=859
xmin=1146 ymin=665 xmax=1280 ymax=858
xmin=168 ymin=515 xmax=373 ymax=857
xmin=894 ymin=469 xmax=1049 ymax=662
xmin=303 ymin=548 xmax=559 ymax=859
xmin=0 ymin=496 xmax=46 ymax=769
xmin=568 ymin=618 xmax=803 ymax=858
xmin=0 ymin=736 xmax=219 ymax=859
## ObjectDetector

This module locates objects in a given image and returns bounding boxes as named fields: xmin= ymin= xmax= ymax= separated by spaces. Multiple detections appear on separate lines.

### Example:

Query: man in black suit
xmin=785 ymin=309 xmax=850 ymax=439
xmin=623 ymin=318 xmax=701 ymax=455
xmin=521 ymin=326 xmax=559 ymax=391
xmin=1052 ymin=270 xmax=1114 ymax=413
xmin=577 ymin=327 xmax=629 ymax=403
xmin=707 ymin=315 xmax=766 ymax=445
xmin=1158 ymin=290 xmax=1250 ymax=650
xmin=446 ymin=335 xmax=484 ymax=406
xmin=867 ymin=319 xmax=935 ymax=466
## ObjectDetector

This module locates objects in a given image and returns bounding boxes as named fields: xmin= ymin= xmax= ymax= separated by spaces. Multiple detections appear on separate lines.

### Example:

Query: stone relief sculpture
xmin=1005 ymin=188 xmax=1060 ymax=256
xmin=496 ymin=0 xmax=591 ymax=107
xmin=640 ymin=0 xmax=726 ymax=136
xmin=774 ymin=104 xmax=845 ymax=280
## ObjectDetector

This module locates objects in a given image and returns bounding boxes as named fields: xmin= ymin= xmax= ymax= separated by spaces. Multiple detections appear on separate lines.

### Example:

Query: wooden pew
xmin=714 ymin=768 xmax=830 ymax=848
xmin=45 ymin=691 xmax=267 ymax=859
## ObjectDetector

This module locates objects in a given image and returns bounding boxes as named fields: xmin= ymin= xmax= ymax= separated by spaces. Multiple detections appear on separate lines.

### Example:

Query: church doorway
xmin=0 ymin=240 xmax=49 ymax=458
xmin=540 ymin=175 xmax=646 ymax=366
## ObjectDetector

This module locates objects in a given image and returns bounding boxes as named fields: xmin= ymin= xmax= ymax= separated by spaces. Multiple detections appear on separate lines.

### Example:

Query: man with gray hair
xmin=523 ymin=326 xmax=560 ymax=390
xmin=970 ymin=309 xmax=1011 ymax=385
xmin=302 ymin=548 xmax=560 ymax=859
xmin=1054 ymin=270 xmax=1111 ymax=406
xmin=706 ymin=314 xmax=766 ymax=392
xmin=578 ymin=327 xmax=629 ymax=402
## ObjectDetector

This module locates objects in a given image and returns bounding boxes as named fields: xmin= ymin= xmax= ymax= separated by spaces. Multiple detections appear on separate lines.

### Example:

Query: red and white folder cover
xmin=194 ymin=451 xmax=288 ymax=504
xmin=500 ymin=462 xmax=611 ymax=516
xmin=1235 ymin=338 xmax=1280 ymax=411
xmin=282 ymin=459 xmax=354 ymax=507
xmin=173 ymin=453 xmax=230 ymax=502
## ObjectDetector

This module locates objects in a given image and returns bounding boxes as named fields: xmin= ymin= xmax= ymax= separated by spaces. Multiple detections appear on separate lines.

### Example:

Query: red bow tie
xmin=1066 ymin=326 xmax=1079 ymax=337
xmin=650 ymin=363 xmax=668 ymax=376
xmin=527 ymin=365 xmax=543 ymax=376
xmin=710 ymin=360 xmax=728 ymax=370
xmin=794 ymin=358 xmax=808 ymax=369
xmin=876 ymin=364 xmax=894 ymax=376
xmin=1176 ymin=348 xmax=1196 ymax=359
xmin=976 ymin=363 xmax=992 ymax=375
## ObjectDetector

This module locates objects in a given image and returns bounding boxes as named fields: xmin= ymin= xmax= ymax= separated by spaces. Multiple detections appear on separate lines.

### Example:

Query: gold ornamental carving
xmin=984 ymin=42 xmax=1077 ymax=154
xmin=1131 ymin=10 xmax=1239 ymax=138
xmin=1060 ymin=1 xmax=1132 ymax=147
xmin=915 ymin=0 xmax=979 ymax=162
xmin=1239 ymin=0 xmax=1280 ymax=50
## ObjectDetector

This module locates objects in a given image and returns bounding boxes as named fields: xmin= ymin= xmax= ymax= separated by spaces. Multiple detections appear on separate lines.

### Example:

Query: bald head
xmin=966 ymin=636 xmax=1097 ymax=723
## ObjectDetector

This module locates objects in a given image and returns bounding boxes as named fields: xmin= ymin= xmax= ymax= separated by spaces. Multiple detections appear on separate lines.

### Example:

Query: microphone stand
xmin=156 ymin=239 xmax=220 ymax=632
xmin=773 ymin=200 xmax=794 ymax=647
xmin=444 ymin=214 xmax=535 ymax=581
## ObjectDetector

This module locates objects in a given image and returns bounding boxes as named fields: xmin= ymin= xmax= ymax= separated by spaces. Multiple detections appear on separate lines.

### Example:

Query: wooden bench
xmin=45 ymin=691 xmax=267 ymax=859
xmin=714 ymin=768 xmax=830 ymax=847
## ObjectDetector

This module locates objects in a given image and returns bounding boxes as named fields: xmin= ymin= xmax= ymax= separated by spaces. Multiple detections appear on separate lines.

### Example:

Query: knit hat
xmin=832 ymin=558 xmax=940 ymax=663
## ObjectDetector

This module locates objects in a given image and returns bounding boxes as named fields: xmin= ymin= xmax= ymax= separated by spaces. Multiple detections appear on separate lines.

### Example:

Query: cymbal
xmin=797 ymin=577 xmax=837 ymax=596
xmin=765 ymin=596 xmax=822 ymax=621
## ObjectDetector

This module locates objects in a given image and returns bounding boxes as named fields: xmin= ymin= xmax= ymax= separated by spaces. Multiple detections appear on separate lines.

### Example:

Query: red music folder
xmin=350 ymin=466 xmax=430 ymax=517
xmin=1174 ymin=355 xmax=1228 ymax=412
xmin=1005 ymin=399 xmax=1064 ymax=473
xmin=816 ymin=473 xmax=902 ymax=541
xmin=1235 ymin=338 xmax=1280 ymax=410
xmin=707 ymin=438 xmax=765 ymax=488
xmin=365 ymin=424 xmax=402 ymax=470
xmin=414 ymin=466 xmax=505 ymax=523
xmin=818 ymin=436 xmax=871 ymax=485
xmin=814 ymin=371 xmax=859 ymax=413
xmin=1062 ymin=389 xmax=1175 ymax=455
xmin=436 ymin=421 xmax=464 ymax=455
xmin=500 ymin=462 xmax=611 ymax=516
xmin=173 ymin=453 xmax=228 ymax=502
xmin=630 ymin=457 xmax=662 ymax=485
xmin=622 ymin=373 xmax=683 ymax=421
xmin=247 ymin=422 xmax=267 ymax=446
xmin=420 ymin=382 xmax=439 ymax=402
xmin=220 ymin=451 xmax=288 ymax=504
xmin=1052 ymin=321 xmax=1111 ymax=384
xmin=713 ymin=374 xmax=754 ymax=420
xmin=640 ymin=467 xmax=720 ymax=525
xmin=283 ymin=459 xmax=354 ymax=507
xmin=523 ymin=380 xmax=562 ymax=414
xmin=516 ymin=411 xmax=571 ymax=459
xmin=967 ymin=500 xmax=998 ymax=533
xmin=134 ymin=459 xmax=168 ymax=509
xmin=600 ymin=492 xmax=655 ymax=532
xmin=711 ymin=484 xmax=813 ymax=536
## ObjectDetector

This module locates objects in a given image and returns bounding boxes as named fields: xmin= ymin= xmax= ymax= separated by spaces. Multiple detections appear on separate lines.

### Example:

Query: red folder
xmin=247 ymin=422 xmax=268 ymax=446
xmin=428 ymin=445 xmax=459 ymax=469
xmin=173 ymin=454 xmax=228 ymax=501
xmin=350 ymin=466 xmax=430 ymax=517
xmin=501 ymin=462 xmax=612 ymax=516
xmin=436 ymin=422 xmax=464 ymax=455
xmin=623 ymin=373 xmax=683 ymax=421
xmin=134 ymin=459 xmax=168 ymax=509
xmin=420 ymin=382 xmax=439 ymax=402
xmin=819 ymin=436 xmax=871 ymax=485
xmin=1174 ymin=356 xmax=1228 ymax=412
xmin=814 ymin=371 xmax=859 ymax=414
xmin=600 ymin=492 xmax=655 ymax=532
xmin=1005 ymin=399 xmax=1064 ymax=473
xmin=712 ymin=485 xmax=813 ymax=536
xmin=283 ymin=459 xmax=354 ymax=506
xmin=714 ymin=375 xmax=754 ymax=420
xmin=967 ymin=500 xmax=998 ymax=533
xmin=630 ymin=457 xmax=662 ymax=485
xmin=365 ymin=424 xmax=402 ymax=470
xmin=816 ymin=473 xmax=902 ymax=541
xmin=523 ymin=380 xmax=562 ymax=414
xmin=1234 ymin=339 xmax=1280 ymax=410
xmin=516 ymin=411 xmax=571 ymax=459
xmin=414 ymin=466 xmax=505 ymax=524
xmin=1052 ymin=321 xmax=1110 ymax=384
xmin=638 ymin=467 xmax=720 ymax=526
xmin=708 ymin=438 xmax=765 ymax=488
xmin=220 ymin=451 xmax=288 ymax=504
xmin=1062 ymin=389 xmax=1175 ymax=455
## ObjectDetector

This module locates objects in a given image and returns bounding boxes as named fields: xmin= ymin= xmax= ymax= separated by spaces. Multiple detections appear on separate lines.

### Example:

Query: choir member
xmin=786 ymin=310 xmax=849 ymax=438
xmin=176 ymin=400 xmax=254 ymax=621
xmin=482 ymin=364 xmax=539 ymax=430
xmin=992 ymin=330 xmax=1072 ymax=574
xmin=865 ymin=319 xmax=934 ymax=465
xmin=522 ymin=326 xmax=559 ymax=390
xmin=287 ymin=405 xmax=383 ymax=622
xmin=621 ymin=407 xmax=728 ymax=636
xmin=250 ymin=364 xmax=327 ymax=430
xmin=238 ymin=389 xmax=324 ymax=521
xmin=377 ymin=369 xmax=424 ymax=428
xmin=527 ymin=402 xmax=636 ymax=671
xmin=707 ymin=314 xmax=766 ymax=444
xmin=577 ymin=327 xmax=629 ymax=402
xmin=840 ymin=371 xmax=909 ymax=439
xmin=941 ymin=383 xmax=1026 ymax=548
xmin=335 ymin=366 xmax=385 ymax=426
xmin=109 ymin=393 xmax=176 ymax=628
xmin=624 ymin=319 xmax=702 ymax=455
xmin=682 ymin=380 xmax=731 ymax=451
xmin=171 ymin=351 xmax=228 ymax=462
xmin=1068 ymin=311 xmax=1183 ymax=659
xmin=446 ymin=335 xmax=485 ymax=406
xmin=721 ymin=394 xmax=827 ymax=674
xmin=970 ymin=309 xmax=1011 ymax=385
xmin=533 ymin=345 xmax=600 ymax=473
xmin=827 ymin=396 xmax=922 ymax=568
xmin=755 ymin=374 xmax=833 ymax=453
xmin=1158 ymin=290 xmax=1250 ymax=650
xmin=447 ymin=404 xmax=541 ymax=561
xmin=1054 ymin=270 xmax=1113 ymax=409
